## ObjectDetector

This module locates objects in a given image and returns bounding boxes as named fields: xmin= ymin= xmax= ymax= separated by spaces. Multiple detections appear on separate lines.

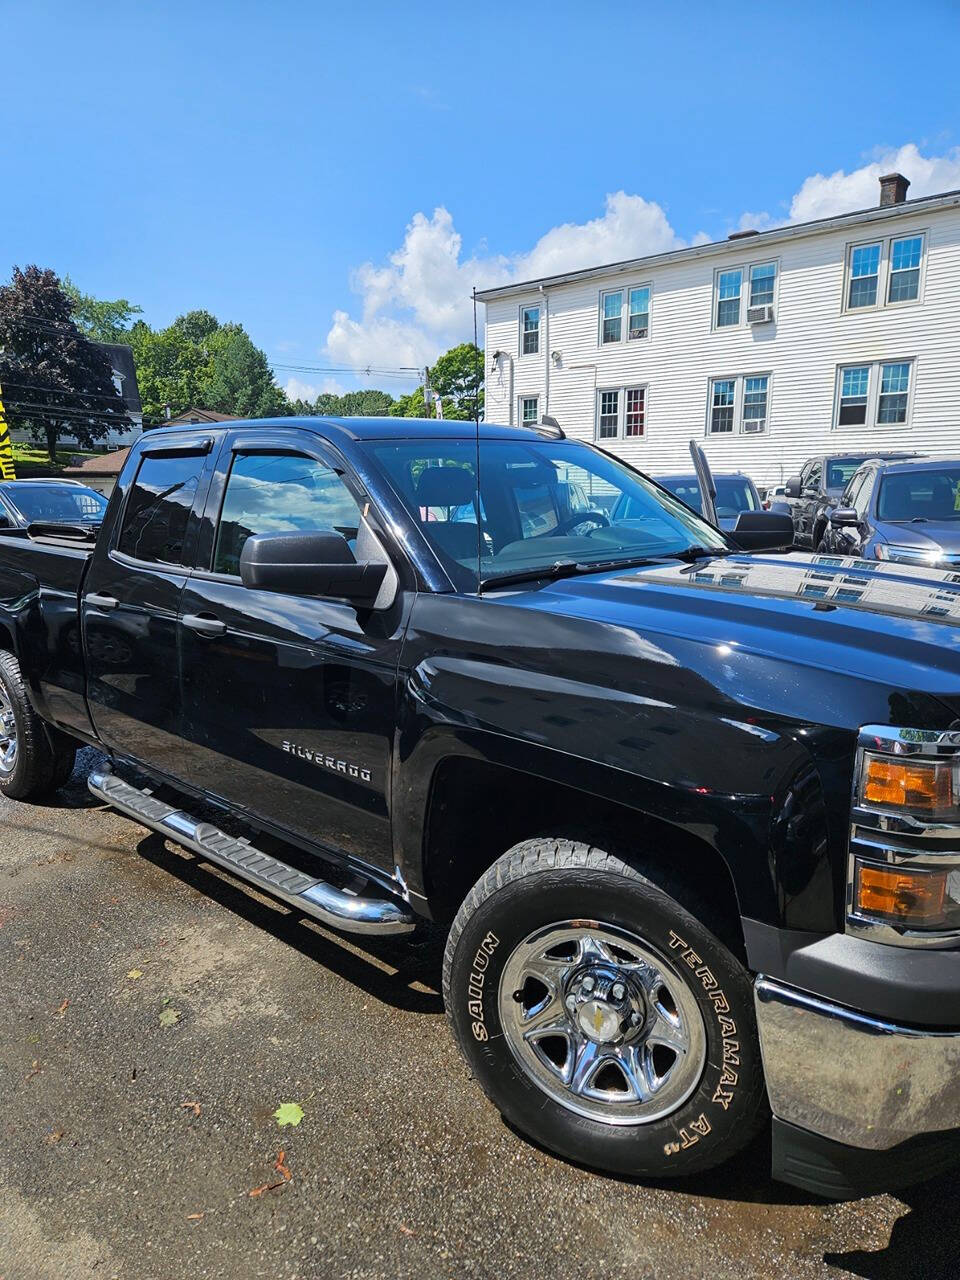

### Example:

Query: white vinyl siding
xmin=834 ymin=360 xmax=914 ymax=429
xmin=483 ymin=200 xmax=960 ymax=485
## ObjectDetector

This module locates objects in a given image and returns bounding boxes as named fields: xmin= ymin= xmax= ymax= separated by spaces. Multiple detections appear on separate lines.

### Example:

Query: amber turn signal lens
xmin=862 ymin=756 xmax=954 ymax=812
xmin=855 ymin=862 xmax=947 ymax=925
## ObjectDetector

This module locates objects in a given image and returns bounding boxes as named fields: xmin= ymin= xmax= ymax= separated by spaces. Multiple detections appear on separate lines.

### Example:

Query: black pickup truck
xmin=2 ymin=416 xmax=960 ymax=1199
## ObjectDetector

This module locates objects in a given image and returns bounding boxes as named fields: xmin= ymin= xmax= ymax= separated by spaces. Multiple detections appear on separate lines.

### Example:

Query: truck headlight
xmin=876 ymin=543 xmax=943 ymax=566
xmin=847 ymin=727 xmax=960 ymax=947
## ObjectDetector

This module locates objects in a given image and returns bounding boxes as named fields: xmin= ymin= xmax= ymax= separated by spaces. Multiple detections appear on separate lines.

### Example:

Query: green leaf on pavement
xmin=127 ymin=969 xmax=143 ymax=980
xmin=158 ymin=1007 xmax=182 ymax=1028
xmin=273 ymin=1103 xmax=304 ymax=1128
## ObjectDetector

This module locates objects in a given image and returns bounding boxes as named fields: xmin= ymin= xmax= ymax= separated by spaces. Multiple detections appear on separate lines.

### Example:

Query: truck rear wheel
xmin=0 ymin=651 xmax=76 ymax=801
xmin=443 ymin=837 xmax=767 ymax=1178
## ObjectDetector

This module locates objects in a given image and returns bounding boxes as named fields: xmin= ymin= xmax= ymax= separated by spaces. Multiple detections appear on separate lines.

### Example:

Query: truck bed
xmin=0 ymin=530 xmax=96 ymax=737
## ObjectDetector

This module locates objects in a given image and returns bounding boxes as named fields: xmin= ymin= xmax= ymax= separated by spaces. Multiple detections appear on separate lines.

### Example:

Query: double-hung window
xmin=888 ymin=235 xmax=923 ymax=303
xmin=749 ymin=262 xmax=776 ymax=307
xmin=715 ymin=270 xmax=742 ymax=327
xmin=600 ymin=290 xmax=623 ymax=344
xmin=847 ymin=243 xmax=881 ymax=309
xmin=519 ymin=395 xmax=539 ymax=426
xmin=627 ymin=286 xmax=650 ymax=339
xmin=835 ymin=360 xmax=914 ymax=428
xmin=715 ymin=261 xmax=778 ymax=327
xmin=598 ymin=284 xmax=652 ymax=344
xmin=708 ymin=374 xmax=770 ymax=435
xmin=596 ymin=386 xmax=647 ymax=440
xmin=844 ymin=233 xmax=925 ymax=311
xmin=520 ymin=304 xmax=540 ymax=355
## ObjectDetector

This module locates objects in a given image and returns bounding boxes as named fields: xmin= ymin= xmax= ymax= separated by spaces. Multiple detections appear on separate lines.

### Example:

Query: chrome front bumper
xmin=755 ymin=976 xmax=960 ymax=1151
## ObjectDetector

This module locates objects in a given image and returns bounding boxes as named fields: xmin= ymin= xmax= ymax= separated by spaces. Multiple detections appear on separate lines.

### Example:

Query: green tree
xmin=429 ymin=342 xmax=484 ymax=420
xmin=198 ymin=323 xmax=286 ymax=418
xmin=389 ymin=385 xmax=429 ymax=417
xmin=0 ymin=266 xmax=128 ymax=458
xmin=63 ymin=277 xmax=142 ymax=344
xmin=171 ymin=309 xmax=220 ymax=344
xmin=128 ymin=320 xmax=207 ymax=424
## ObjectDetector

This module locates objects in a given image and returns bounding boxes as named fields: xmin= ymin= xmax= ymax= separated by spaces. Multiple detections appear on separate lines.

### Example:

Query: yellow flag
xmin=0 ymin=381 xmax=15 ymax=480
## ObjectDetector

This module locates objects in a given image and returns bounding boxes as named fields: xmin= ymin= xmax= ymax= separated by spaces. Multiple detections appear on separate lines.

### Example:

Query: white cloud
xmin=787 ymin=143 xmax=960 ymax=221
xmin=325 ymin=193 xmax=703 ymax=373
xmin=282 ymin=375 xmax=345 ymax=403
xmin=736 ymin=143 xmax=960 ymax=232
xmin=325 ymin=144 xmax=960 ymax=374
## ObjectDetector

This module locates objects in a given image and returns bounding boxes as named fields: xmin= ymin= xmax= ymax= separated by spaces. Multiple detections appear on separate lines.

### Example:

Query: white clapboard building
xmin=478 ymin=174 xmax=960 ymax=487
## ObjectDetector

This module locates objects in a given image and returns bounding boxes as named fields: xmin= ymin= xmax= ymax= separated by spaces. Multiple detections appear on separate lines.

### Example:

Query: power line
xmin=3 ymin=398 xmax=130 ymax=424
xmin=0 ymin=378 xmax=129 ymax=404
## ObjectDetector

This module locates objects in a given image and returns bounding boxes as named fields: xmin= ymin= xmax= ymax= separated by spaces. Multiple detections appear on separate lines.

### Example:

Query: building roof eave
xmin=474 ymin=188 xmax=960 ymax=302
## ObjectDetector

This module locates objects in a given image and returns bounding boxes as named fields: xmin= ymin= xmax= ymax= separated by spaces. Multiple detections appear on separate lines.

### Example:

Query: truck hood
xmin=876 ymin=520 xmax=960 ymax=557
xmin=498 ymin=550 xmax=960 ymax=724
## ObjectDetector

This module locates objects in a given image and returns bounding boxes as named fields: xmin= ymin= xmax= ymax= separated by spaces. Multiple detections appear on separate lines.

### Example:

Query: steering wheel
xmin=550 ymin=510 xmax=610 ymax=536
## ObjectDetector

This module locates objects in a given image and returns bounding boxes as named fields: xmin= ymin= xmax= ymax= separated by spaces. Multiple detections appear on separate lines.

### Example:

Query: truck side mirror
xmin=239 ymin=530 xmax=387 ymax=605
xmin=784 ymin=476 xmax=802 ymax=499
xmin=829 ymin=507 xmax=859 ymax=527
xmin=728 ymin=511 xmax=795 ymax=552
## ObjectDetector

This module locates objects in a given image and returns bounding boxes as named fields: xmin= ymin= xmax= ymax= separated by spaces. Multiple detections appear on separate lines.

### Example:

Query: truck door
xmin=81 ymin=433 xmax=215 ymax=777
xmin=176 ymin=429 xmax=407 ymax=874
xmin=798 ymin=459 xmax=821 ymax=546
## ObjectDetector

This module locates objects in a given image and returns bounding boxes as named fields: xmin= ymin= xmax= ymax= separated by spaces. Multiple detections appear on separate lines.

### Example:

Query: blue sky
xmin=4 ymin=0 xmax=960 ymax=397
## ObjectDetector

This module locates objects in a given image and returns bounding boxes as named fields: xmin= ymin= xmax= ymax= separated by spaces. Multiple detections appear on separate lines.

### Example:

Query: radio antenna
xmin=473 ymin=286 xmax=482 ymax=594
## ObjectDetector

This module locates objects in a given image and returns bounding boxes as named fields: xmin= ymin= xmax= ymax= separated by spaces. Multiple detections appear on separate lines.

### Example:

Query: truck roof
xmin=140 ymin=416 xmax=562 ymax=445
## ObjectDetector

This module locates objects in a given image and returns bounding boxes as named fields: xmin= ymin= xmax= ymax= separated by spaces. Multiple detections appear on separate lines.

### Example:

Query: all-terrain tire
xmin=0 ymin=650 xmax=75 ymax=800
xmin=443 ymin=837 xmax=768 ymax=1179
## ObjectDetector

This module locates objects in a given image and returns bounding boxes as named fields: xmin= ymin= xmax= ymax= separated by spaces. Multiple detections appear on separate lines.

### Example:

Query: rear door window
xmin=117 ymin=453 xmax=204 ymax=565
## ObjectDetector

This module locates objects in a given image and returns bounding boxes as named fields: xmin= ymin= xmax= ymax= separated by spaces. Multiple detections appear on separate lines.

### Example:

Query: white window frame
xmin=842 ymin=231 xmax=927 ymax=314
xmin=832 ymin=359 xmax=916 ymax=429
xmin=705 ymin=372 xmax=772 ymax=436
xmin=712 ymin=260 xmax=779 ymax=330
xmin=594 ymin=384 xmax=648 ymax=441
xmin=597 ymin=283 xmax=652 ymax=345
xmin=519 ymin=303 xmax=541 ymax=356
xmin=518 ymin=394 xmax=540 ymax=426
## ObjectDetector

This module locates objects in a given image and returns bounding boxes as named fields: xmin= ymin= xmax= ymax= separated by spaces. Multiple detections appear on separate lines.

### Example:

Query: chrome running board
xmin=88 ymin=766 xmax=416 ymax=936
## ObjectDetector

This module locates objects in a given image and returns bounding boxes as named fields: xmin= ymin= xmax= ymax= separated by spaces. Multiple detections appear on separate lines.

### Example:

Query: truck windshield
xmin=3 ymin=482 xmax=107 ymax=525
xmin=877 ymin=468 xmax=960 ymax=522
xmin=365 ymin=437 xmax=728 ymax=590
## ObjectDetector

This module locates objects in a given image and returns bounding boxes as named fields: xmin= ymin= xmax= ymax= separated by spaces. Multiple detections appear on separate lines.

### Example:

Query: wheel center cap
xmin=577 ymin=998 xmax=621 ymax=1043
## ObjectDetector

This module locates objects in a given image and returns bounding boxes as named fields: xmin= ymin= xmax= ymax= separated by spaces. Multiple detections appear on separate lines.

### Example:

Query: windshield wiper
xmin=479 ymin=548 xmax=722 ymax=591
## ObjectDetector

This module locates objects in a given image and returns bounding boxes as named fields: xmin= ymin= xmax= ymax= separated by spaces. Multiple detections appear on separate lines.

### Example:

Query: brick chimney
xmin=879 ymin=173 xmax=910 ymax=207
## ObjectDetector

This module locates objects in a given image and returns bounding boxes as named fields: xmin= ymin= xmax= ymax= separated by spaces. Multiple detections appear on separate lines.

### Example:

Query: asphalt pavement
xmin=2 ymin=748 xmax=960 ymax=1280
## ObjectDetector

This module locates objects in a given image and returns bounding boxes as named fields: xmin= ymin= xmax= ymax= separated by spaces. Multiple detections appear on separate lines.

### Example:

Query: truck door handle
xmin=182 ymin=613 xmax=227 ymax=638
xmin=86 ymin=592 xmax=118 ymax=610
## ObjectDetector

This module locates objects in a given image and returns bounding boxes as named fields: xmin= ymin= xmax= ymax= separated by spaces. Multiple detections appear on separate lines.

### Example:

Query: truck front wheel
xmin=0 ymin=651 xmax=76 ymax=801
xmin=443 ymin=838 xmax=767 ymax=1178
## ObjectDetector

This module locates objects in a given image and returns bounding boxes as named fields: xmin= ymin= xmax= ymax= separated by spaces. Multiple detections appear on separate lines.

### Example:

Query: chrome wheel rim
xmin=498 ymin=922 xmax=707 ymax=1126
xmin=0 ymin=684 xmax=17 ymax=775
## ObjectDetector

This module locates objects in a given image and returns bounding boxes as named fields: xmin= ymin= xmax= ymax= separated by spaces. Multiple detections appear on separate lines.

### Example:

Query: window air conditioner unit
xmin=742 ymin=420 xmax=766 ymax=433
xmin=746 ymin=305 xmax=775 ymax=324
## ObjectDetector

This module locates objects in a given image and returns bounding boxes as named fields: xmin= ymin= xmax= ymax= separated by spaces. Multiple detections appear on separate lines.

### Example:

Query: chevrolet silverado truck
xmin=2 ymin=416 xmax=960 ymax=1199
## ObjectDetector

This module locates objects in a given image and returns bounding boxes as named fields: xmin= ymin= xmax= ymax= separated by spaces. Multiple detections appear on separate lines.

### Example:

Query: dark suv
xmin=785 ymin=452 xmax=917 ymax=549
xmin=820 ymin=456 xmax=960 ymax=566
